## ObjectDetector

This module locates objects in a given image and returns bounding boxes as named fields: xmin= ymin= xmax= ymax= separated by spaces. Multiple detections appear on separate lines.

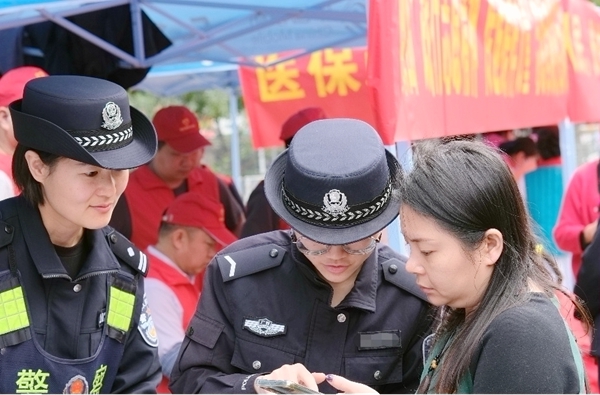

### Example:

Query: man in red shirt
xmin=110 ymin=105 xmax=245 ymax=249
xmin=145 ymin=191 xmax=237 ymax=393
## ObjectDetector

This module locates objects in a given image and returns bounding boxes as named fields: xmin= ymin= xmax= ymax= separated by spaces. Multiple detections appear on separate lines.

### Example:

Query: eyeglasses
xmin=292 ymin=231 xmax=381 ymax=256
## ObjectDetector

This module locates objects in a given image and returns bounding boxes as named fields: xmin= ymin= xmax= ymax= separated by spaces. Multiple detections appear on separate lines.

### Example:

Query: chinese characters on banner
xmin=565 ymin=0 xmax=600 ymax=122
xmin=367 ymin=0 xmax=600 ymax=142
xmin=239 ymin=47 xmax=388 ymax=148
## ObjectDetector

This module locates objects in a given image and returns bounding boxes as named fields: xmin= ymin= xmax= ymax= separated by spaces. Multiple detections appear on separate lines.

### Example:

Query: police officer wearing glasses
xmin=169 ymin=119 xmax=432 ymax=394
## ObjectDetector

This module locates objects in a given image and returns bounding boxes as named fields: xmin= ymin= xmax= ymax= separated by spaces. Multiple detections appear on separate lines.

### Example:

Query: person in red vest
xmin=0 ymin=66 xmax=47 ymax=199
xmin=241 ymin=107 xmax=326 ymax=238
xmin=110 ymin=105 xmax=245 ymax=249
xmin=145 ymin=191 xmax=237 ymax=393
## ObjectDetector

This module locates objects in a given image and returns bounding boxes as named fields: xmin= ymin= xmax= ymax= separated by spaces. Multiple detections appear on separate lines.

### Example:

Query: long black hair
xmin=402 ymin=139 xmax=584 ymax=393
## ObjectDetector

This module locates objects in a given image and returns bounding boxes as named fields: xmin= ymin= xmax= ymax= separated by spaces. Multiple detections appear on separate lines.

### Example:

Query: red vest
xmin=147 ymin=252 xmax=204 ymax=393
xmin=124 ymin=165 xmax=220 ymax=250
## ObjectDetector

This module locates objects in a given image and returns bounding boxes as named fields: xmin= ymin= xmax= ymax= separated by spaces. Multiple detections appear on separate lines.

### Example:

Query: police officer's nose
xmin=97 ymin=170 xmax=118 ymax=196
xmin=325 ymin=245 xmax=347 ymax=259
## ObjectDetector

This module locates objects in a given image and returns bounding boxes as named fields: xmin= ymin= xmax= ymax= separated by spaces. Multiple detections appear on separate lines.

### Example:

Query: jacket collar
xmin=291 ymin=239 xmax=379 ymax=313
xmin=339 ymin=250 xmax=378 ymax=312
xmin=16 ymin=196 xmax=120 ymax=280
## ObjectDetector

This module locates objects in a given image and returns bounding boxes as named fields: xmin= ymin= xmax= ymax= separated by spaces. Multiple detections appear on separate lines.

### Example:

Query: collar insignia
xmin=101 ymin=101 xmax=123 ymax=130
xmin=243 ymin=318 xmax=286 ymax=337
xmin=322 ymin=189 xmax=349 ymax=216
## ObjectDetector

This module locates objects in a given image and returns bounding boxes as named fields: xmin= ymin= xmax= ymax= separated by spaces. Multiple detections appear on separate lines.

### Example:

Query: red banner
xmin=565 ymin=0 xmax=600 ymax=122
xmin=368 ymin=0 xmax=600 ymax=142
xmin=239 ymin=47 xmax=387 ymax=148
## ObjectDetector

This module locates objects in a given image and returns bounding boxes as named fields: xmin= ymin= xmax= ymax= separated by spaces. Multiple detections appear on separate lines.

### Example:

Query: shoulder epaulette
xmin=381 ymin=257 xmax=427 ymax=301
xmin=106 ymin=230 xmax=148 ymax=276
xmin=216 ymin=244 xmax=285 ymax=282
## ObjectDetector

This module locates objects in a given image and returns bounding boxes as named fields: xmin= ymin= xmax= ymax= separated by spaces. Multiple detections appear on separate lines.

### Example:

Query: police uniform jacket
xmin=169 ymin=230 xmax=432 ymax=394
xmin=0 ymin=196 xmax=162 ymax=393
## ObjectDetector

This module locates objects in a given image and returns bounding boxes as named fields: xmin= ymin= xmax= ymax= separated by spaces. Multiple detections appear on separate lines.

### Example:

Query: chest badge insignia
xmin=243 ymin=317 xmax=286 ymax=337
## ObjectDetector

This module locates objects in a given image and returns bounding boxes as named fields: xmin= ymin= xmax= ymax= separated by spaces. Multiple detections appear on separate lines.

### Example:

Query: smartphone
xmin=255 ymin=378 xmax=321 ymax=394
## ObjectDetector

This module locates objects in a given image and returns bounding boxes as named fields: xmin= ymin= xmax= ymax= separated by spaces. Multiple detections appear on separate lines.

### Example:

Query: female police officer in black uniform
xmin=0 ymin=75 xmax=161 ymax=393
xmin=170 ymin=119 xmax=432 ymax=394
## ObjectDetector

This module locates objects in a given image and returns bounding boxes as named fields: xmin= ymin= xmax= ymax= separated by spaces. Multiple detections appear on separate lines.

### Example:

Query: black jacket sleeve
xmin=111 ymin=276 xmax=162 ymax=393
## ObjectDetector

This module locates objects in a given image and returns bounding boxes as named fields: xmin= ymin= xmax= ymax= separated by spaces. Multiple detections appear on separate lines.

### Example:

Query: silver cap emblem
xmin=322 ymin=189 xmax=349 ymax=216
xmin=101 ymin=102 xmax=123 ymax=130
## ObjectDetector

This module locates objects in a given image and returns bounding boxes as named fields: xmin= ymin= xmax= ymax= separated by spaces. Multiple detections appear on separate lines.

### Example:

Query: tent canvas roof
xmin=0 ymin=0 xmax=367 ymax=70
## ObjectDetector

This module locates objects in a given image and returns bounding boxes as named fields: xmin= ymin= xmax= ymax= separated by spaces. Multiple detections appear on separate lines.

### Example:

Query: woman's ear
xmin=24 ymin=150 xmax=49 ymax=183
xmin=480 ymin=228 xmax=503 ymax=266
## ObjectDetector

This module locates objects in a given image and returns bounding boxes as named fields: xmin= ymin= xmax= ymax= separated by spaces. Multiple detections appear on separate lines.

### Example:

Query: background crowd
xmin=0 ymin=65 xmax=598 ymax=394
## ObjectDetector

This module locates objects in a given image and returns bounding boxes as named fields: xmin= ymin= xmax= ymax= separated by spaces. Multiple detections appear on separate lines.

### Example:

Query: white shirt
xmin=145 ymin=246 xmax=198 ymax=375
xmin=0 ymin=170 xmax=15 ymax=201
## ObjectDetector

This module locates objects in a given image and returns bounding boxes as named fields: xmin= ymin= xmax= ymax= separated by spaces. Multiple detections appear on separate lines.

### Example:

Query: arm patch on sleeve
xmin=138 ymin=293 xmax=159 ymax=347
xmin=216 ymin=244 xmax=285 ymax=282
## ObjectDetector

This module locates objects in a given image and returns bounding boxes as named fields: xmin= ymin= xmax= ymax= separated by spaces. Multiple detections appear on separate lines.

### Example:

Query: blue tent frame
xmin=0 ymin=0 xmax=368 ymax=201
xmin=0 ymin=0 xmax=367 ymax=69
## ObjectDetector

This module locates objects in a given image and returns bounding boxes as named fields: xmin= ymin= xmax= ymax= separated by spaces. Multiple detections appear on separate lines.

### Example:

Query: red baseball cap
xmin=152 ymin=105 xmax=211 ymax=153
xmin=162 ymin=192 xmax=237 ymax=247
xmin=0 ymin=66 xmax=48 ymax=106
xmin=279 ymin=107 xmax=327 ymax=142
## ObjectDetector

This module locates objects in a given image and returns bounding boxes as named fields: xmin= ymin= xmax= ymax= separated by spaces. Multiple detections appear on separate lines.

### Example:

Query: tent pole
xmin=130 ymin=0 xmax=146 ymax=64
xmin=229 ymin=87 xmax=242 ymax=195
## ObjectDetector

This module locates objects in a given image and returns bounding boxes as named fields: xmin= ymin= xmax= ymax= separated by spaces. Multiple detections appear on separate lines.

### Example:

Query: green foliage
xmin=591 ymin=0 xmax=600 ymax=6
